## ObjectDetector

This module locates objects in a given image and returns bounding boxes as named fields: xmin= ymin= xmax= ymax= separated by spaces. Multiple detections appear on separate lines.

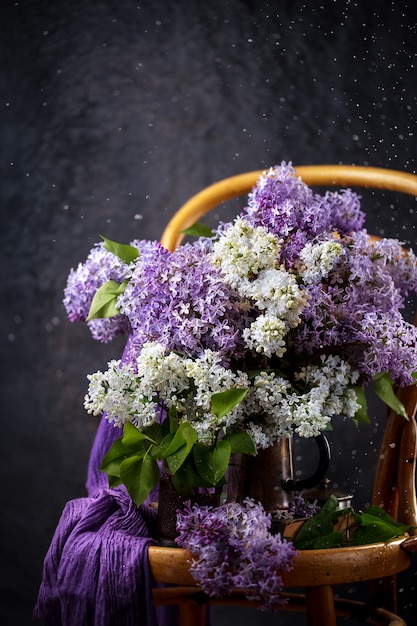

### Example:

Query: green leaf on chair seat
xmin=293 ymin=495 xmax=340 ymax=550
xmin=294 ymin=498 xmax=415 ymax=550
xmin=353 ymin=506 xmax=414 ymax=545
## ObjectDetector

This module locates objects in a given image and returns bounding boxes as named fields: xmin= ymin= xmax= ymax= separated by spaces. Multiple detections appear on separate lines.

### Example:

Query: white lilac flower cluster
xmin=84 ymin=342 xmax=360 ymax=442
xmin=246 ymin=353 xmax=359 ymax=441
xmin=84 ymin=342 xmax=249 ymax=442
xmin=211 ymin=217 xmax=308 ymax=357
xmin=297 ymin=239 xmax=344 ymax=285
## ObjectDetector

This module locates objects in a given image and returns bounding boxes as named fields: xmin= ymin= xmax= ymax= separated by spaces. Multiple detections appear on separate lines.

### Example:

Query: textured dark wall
xmin=1 ymin=1 xmax=417 ymax=624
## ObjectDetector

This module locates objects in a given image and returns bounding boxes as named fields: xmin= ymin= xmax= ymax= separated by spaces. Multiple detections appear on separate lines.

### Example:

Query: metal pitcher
xmin=227 ymin=434 xmax=331 ymax=512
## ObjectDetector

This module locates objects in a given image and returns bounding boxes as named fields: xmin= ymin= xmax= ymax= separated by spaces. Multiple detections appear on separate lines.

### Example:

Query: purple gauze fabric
xmin=33 ymin=486 xmax=160 ymax=626
xmin=34 ymin=337 xmax=178 ymax=626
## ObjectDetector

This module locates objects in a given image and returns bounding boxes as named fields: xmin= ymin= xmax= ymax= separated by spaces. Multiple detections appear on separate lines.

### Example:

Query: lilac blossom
xmin=291 ymin=230 xmax=417 ymax=385
xmin=321 ymin=188 xmax=366 ymax=235
xmin=63 ymin=239 xmax=157 ymax=342
xmin=118 ymin=240 xmax=252 ymax=366
xmin=243 ymin=162 xmax=365 ymax=267
xmin=176 ymin=498 xmax=298 ymax=611
xmin=84 ymin=343 xmax=251 ymax=440
xmin=87 ymin=315 xmax=131 ymax=343
xmin=287 ymin=495 xmax=321 ymax=519
xmin=63 ymin=243 xmax=128 ymax=316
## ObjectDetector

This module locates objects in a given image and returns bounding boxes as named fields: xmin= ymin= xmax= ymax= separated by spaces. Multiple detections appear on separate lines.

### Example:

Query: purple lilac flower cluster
xmin=63 ymin=239 xmax=160 ymax=343
xmin=291 ymin=230 xmax=417 ymax=385
xmin=244 ymin=163 xmax=366 ymax=268
xmin=240 ymin=162 xmax=417 ymax=385
xmin=63 ymin=241 xmax=131 ymax=342
xmin=118 ymin=240 xmax=252 ymax=365
xmin=175 ymin=498 xmax=298 ymax=611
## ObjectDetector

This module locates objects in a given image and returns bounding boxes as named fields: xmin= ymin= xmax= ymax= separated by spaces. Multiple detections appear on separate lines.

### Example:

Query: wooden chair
xmin=148 ymin=165 xmax=417 ymax=626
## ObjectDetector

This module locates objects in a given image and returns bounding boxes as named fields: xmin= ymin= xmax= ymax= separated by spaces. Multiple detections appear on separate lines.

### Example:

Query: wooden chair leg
xmin=152 ymin=586 xmax=208 ymax=626
xmin=370 ymin=575 xmax=397 ymax=614
xmin=305 ymin=586 xmax=337 ymax=626
xmin=178 ymin=600 xmax=207 ymax=626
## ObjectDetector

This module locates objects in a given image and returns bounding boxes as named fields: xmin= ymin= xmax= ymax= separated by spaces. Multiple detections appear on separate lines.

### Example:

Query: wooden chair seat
xmin=149 ymin=537 xmax=415 ymax=589
xmin=149 ymin=536 xmax=417 ymax=625
xmin=151 ymin=166 xmax=417 ymax=625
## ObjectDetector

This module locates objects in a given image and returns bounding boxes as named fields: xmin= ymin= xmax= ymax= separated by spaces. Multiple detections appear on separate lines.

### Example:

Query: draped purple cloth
xmin=33 ymin=485 xmax=160 ymax=626
xmin=34 ymin=337 xmax=178 ymax=625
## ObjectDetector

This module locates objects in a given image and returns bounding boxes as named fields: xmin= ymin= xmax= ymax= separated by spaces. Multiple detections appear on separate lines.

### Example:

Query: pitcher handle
xmin=283 ymin=433 xmax=331 ymax=492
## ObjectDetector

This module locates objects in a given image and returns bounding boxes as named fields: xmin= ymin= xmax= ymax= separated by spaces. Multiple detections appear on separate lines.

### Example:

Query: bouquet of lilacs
xmin=64 ymin=162 xmax=417 ymax=505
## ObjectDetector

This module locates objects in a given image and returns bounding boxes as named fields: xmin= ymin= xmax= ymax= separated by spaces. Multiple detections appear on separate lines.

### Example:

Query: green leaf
xmin=120 ymin=455 xmax=160 ymax=507
xmin=211 ymin=387 xmax=248 ymax=420
xmin=108 ymin=475 xmax=123 ymax=488
xmin=353 ymin=524 xmax=393 ymax=546
xmin=165 ymin=422 xmax=198 ymax=473
xmin=193 ymin=440 xmax=231 ymax=486
xmin=362 ymin=505 xmax=411 ymax=530
xmin=168 ymin=406 xmax=179 ymax=433
xmin=373 ymin=372 xmax=408 ymax=419
xmin=87 ymin=279 xmax=128 ymax=320
xmin=222 ymin=431 xmax=256 ymax=455
xmin=142 ymin=422 xmax=163 ymax=445
xmin=170 ymin=459 xmax=214 ymax=495
xmin=121 ymin=421 xmax=162 ymax=452
xmin=294 ymin=495 xmax=340 ymax=550
xmin=121 ymin=422 xmax=147 ymax=451
xmin=157 ymin=432 xmax=175 ymax=458
xmin=166 ymin=444 xmax=191 ymax=474
xmin=164 ymin=421 xmax=197 ymax=456
xmin=313 ymin=532 xmax=343 ymax=549
xmin=100 ymin=437 xmax=130 ymax=478
xmin=353 ymin=506 xmax=413 ymax=545
xmin=351 ymin=385 xmax=370 ymax=425
xmin=100 ymin=235 xmax=139 ymax=264
xmin=180 ymin=222 xmax=214 ymax=238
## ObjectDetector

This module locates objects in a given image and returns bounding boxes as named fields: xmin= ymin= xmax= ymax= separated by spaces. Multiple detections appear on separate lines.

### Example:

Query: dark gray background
xmin=1 ymin=1 xmax=417 ymax=624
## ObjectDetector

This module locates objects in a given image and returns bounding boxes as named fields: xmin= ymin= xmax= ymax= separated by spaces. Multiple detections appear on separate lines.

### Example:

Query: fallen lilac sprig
xmin=175 ymin=498 xmax=298 ymax=611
